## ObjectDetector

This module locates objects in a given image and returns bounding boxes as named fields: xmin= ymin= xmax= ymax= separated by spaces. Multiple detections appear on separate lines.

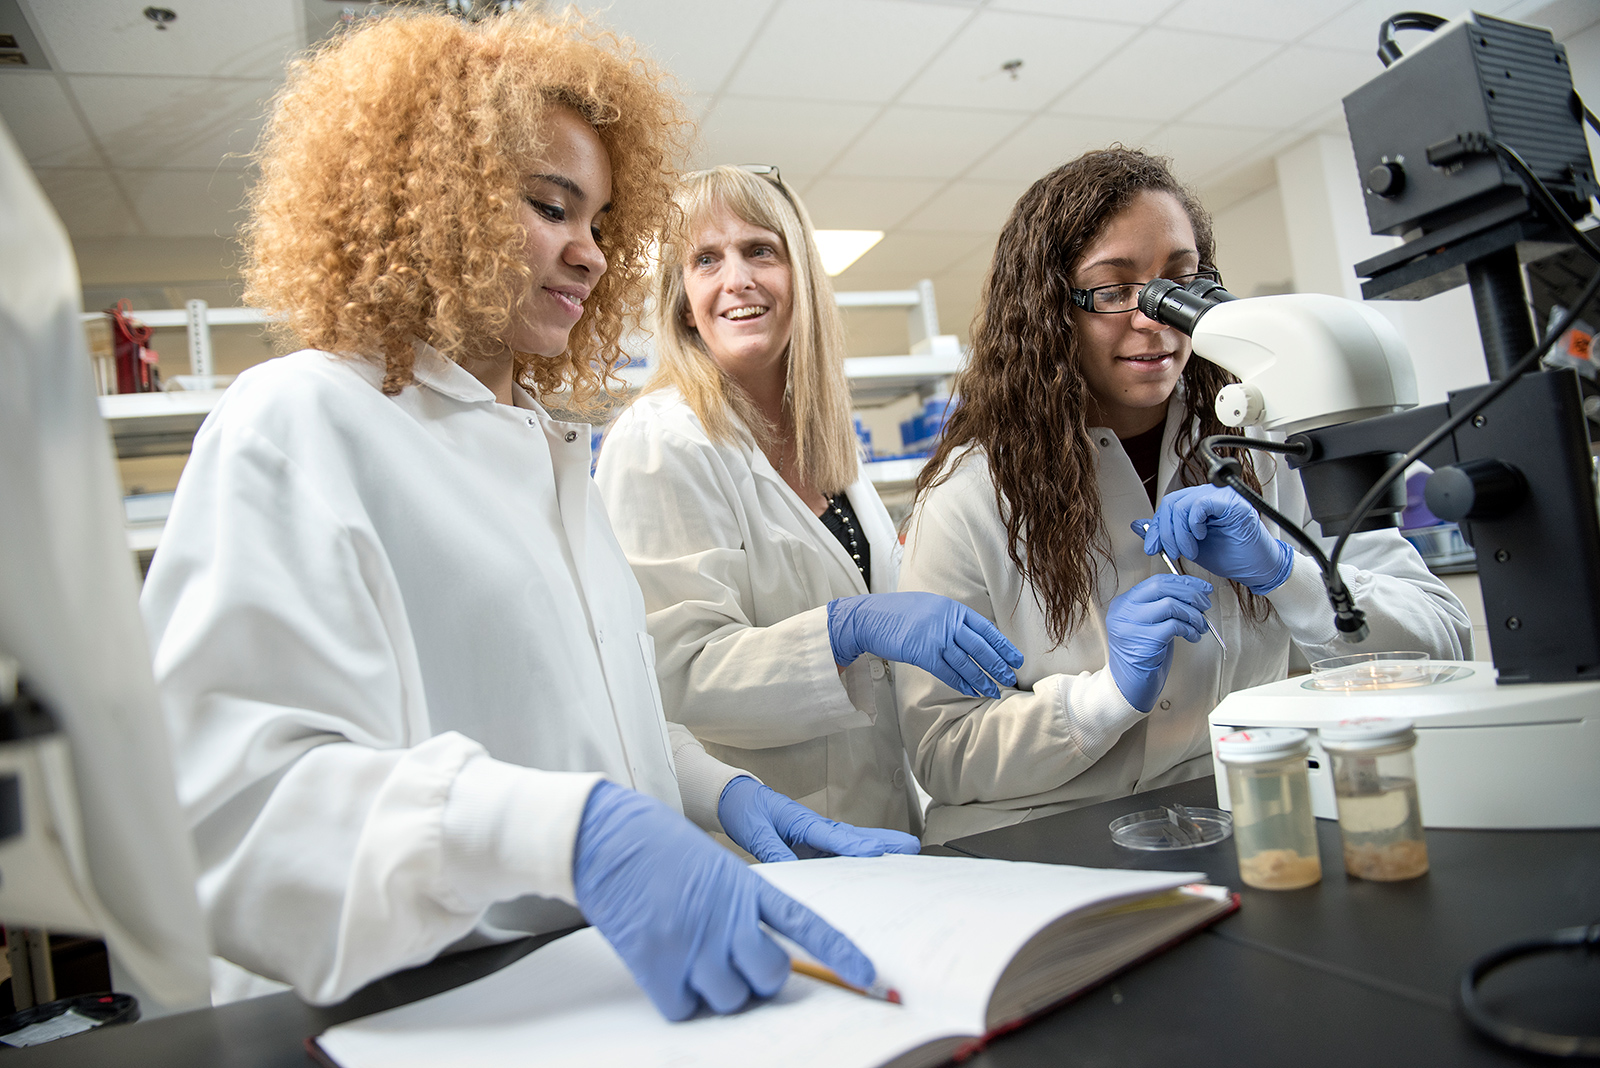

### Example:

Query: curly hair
xmin=242 ymin=9 xmax=688 ymax=405
xmin=646 ymin=166 xmax=858 ymax=494
xmin=914 ymin=147 xmax=1268 ymax=646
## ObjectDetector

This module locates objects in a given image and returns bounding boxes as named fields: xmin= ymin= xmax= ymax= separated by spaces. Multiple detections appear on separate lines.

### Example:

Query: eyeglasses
xmin=1070 ymin=270 xmax=1222 ymax=314
xmin=686 ymin=164 xmax=796 ymax=210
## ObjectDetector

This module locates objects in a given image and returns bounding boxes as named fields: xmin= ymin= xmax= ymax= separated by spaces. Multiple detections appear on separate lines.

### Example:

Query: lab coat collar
xmin=408 ymin=340 xmax=500 ymax=405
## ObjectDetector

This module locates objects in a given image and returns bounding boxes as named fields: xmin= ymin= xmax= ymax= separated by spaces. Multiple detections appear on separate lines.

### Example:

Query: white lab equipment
xmin=0 ymin=118 xmax=211 ymax=1011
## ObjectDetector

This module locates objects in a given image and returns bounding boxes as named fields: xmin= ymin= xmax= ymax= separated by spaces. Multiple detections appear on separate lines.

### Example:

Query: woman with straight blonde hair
xmin=596 ymin=166 xmax=1021 ymax=843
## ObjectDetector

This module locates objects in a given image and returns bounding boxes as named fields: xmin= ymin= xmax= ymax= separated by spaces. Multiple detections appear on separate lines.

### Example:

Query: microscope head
xmin=1140 ymin=280 xmax=1419 ymax=434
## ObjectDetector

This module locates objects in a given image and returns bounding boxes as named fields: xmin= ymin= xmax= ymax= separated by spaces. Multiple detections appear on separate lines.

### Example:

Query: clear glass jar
xmin=1319 ymin=718 xmax=1428 ymax=881
xmin=1217 ymin=728 xmax=1322 ymax=890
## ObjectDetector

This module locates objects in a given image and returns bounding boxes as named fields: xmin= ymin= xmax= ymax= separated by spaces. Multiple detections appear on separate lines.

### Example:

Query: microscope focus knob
xmin=1424 ymin=459 xmax=1526 ymax=521
xmin=1215 ymin=383 xmax=1265 ymax=427
xmin=1366 ymin=160 xmax=1406 ymax=198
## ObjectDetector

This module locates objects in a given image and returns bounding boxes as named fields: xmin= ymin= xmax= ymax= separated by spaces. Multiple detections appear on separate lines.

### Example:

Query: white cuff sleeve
xmin=1055 ymin=669 xmax=1147 ymax=761
xmin=438 ymin=756 xmax=604 ymax=911
xmin=668 ymin=721 xmax=751 ymax=833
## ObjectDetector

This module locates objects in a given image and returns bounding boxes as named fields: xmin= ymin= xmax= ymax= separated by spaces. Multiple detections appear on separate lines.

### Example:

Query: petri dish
xmin=1109 ymin=806 xmax=1232 ymax=851
xmin=1308 ymin=651 xmax=1431 ymax=691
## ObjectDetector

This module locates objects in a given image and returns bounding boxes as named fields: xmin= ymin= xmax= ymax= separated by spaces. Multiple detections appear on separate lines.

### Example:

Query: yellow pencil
xmin=790 ymin=959 xmax=902 ymax=1004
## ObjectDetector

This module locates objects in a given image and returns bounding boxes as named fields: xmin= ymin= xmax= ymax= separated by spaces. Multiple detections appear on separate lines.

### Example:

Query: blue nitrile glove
xmin=717 ymin=776 xmax=921 ymax=863
xmin=1143 ymin=484 xmax=1295 ymax=594
xmin=827 ymin=592 xmax=1024 ymax=699
xmin=572 ymin=780 xmax=875 ymax=1020
xmin=1105 ymin=573 xmax=1212 ymax=712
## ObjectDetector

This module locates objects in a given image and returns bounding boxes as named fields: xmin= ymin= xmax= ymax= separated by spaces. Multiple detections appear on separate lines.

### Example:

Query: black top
xmin=1121 ymin=421 xmax=1165 ymax=509
xmin=818 ymin=492 xmax=871 ymax=588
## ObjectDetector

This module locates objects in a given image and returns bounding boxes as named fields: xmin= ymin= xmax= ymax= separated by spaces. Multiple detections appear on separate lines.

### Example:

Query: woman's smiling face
xmin=680 ymin=202 xmax=795 ymax=381
xmin=1070 ymin=189 xmax=1199 ymax=437
xmin=504 ymin=107 xmax=612 ymax=357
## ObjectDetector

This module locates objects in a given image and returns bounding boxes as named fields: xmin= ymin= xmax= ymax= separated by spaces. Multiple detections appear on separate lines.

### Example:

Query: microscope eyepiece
xmin=1136 ymin=277 xmax=1238 ymax=336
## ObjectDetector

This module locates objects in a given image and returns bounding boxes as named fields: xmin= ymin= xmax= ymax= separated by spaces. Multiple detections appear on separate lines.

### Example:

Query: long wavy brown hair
xmin=914 ymin=148 xmax=1267 ymax=646
xmin=242 ymin=9 xmax=687 ymax=406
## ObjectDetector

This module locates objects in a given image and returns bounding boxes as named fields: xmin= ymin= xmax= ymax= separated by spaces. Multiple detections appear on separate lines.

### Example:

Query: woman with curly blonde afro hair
xmin=142 ymin=9 xmax=908 ymax=1018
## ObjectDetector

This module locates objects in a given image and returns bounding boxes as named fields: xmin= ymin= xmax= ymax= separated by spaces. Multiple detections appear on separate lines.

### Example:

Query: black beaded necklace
xmin=819 ymin=492 xmax=871 ymax=587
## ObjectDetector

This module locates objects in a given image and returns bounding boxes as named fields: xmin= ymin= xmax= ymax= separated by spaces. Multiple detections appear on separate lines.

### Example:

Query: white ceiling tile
xmin=0 ymin=73 xmax=101 ymax=167
xmin=830 ymin=105 xmax=1028 ymax=179
xmin=965 ymin=113 xmax=1159 ymax=182
xmin=900 ymin=179 xmax=1028 ymax=232
xmin=692 ymin=96 xmax=880 ymax=173
xmin=69 ymin=75 xmax=272 ymax=170
xmin=1302 ymin=1 xmax=1526 ymax=53
xmin=578 ymin=0 xmax=777 ymax=95
xmin=800 ymin=176 xmax=946 ymax=229
xmin=121 ymin=168 xmax=250 ymax=238
xmin=1137 ymin=122 xmax=1279 ymax=183
xmin=724 ymin=0 xmax=972 ymax=103
xmin=1159 ymin=0 xmax=1359 ymax=42
xmin=897 ymin=11 xmax=1139 ymax=111
xmin=31 ymin=167 xmax=138 ymax=237
xmin=987 ymin=0 xmax=1177 ymax=25
xmin=25 ymin=0 xmax=300 ymax=78
xmin=1175 ymin=45 xmax=1379 ymax=129
xmin=1050 ymin=28 xmax=1280 ymax=121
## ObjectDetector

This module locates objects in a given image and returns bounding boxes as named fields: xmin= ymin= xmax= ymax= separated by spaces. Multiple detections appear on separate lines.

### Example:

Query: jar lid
xmin=1216 ymin=727 xmax=1310 ymax=764
xmin=1318 ymin=717 xmax=1416 ymax=752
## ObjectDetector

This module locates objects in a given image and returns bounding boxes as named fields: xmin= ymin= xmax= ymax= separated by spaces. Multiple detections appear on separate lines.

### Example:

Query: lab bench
xmin=11 ymin=777 xmax=1594 ymax=1066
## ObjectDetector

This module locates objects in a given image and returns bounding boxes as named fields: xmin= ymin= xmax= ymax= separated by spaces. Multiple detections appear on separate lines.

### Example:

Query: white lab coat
xmin=898 ymin=402 xmax=1472 ymax=844
xmin=140 ymin=345 xmax=744 ymax=1005
xmin=595 ymin=389 xmax=921 ymax=834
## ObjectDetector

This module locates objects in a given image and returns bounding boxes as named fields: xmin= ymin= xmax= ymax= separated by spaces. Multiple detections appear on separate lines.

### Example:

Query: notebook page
xmin=315 ymin=927 xmax=954 ymax=1068
xmin=754 ymin=853 xmax=1201 ymax=1034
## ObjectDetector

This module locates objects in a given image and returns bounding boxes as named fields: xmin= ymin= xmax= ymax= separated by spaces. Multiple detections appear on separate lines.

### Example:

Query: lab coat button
xmin=526 ymin=417 xmax=537 ymax=427
xmin=870 ymin=659 xmax=885 ymax=680
xmin=564 ymin=430 xmax=578 ymax=443
xmin=1099 ymin=436 xmax=1110 ymax=447
xmin=892 ymin=768 xmax=906 ymax=788
xmin=1159 ymin=699 xmax=1172 ymax=710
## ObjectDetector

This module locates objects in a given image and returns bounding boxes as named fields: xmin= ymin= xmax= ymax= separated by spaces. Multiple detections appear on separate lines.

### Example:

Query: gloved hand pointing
xmin=573 ymin=780 xmax=875 ymax=1020
xmin=828 ymin=592 xmax=1023 ymax=699
xmin=718 ymin=776 xmax=921 ymax=863
xmin=1106 ymin=573 xmax=1212 ymax=712
xmin=1143 ymin=484 xmax=1294 ymax=594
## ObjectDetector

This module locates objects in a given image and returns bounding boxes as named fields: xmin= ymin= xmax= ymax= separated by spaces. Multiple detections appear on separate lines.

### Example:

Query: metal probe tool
xmin=1135 ymin=520 xmax=1227 ymax=660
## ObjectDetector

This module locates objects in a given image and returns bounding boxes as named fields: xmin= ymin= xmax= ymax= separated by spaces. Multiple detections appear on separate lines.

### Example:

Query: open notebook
xmin=312 ymin=854 xmax=1236 ymax=1068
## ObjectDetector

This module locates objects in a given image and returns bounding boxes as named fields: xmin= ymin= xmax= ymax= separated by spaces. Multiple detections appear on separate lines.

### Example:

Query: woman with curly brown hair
xmin=897 ymin=148 xmax=1470 ymax=844
xmin=139 ymin=11 xmax=904 ymax=1019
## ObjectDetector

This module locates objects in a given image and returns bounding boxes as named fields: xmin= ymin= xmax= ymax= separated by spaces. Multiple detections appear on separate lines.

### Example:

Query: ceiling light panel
xmin=724 ymin=0 xmax=970 ymax=104
xmin=0 ymin=73 xmax=100 ymax=167
xmin=813 ymin=229 xmax=883 ymax=275
xmin=579 ymin=0 xmax=777 ymax=95
xmin=1050 ymin=28 xmax=1278 ymax=123
xmin=899 ymin=11 xmax=1139 ymax=111
xmin=24 ymin=0 xmax=300 ymax=78
xmin=831 ymin=105 xmax=1027 ymax=179
xmin=964 ymin=113 xmax=1158 ymax=182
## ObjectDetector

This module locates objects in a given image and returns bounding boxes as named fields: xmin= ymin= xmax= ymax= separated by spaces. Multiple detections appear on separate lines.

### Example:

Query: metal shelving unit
xmin=94 ymin=282 xmax=963 ymax=552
